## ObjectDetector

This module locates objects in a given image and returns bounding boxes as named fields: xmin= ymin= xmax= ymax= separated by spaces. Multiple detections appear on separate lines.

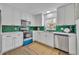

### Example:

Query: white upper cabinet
xmin=1 ymin=6 xmax=13 ymax=25
xmin=57 ymin=6 xmax=65 ymax=25
xmin=57 ymin=4 xmax=75 ymax=25
xmin=1 ymin=5 xmax=21 ymax=25
xmin=64 ymin=4 xmax=75 ymax=25
xmin=12 ymin=9 xmax=21 ymax=25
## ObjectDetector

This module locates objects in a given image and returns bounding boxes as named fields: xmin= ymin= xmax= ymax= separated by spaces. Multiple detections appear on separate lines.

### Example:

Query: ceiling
xmin=4 ymin=3 xmax=67 ymax=15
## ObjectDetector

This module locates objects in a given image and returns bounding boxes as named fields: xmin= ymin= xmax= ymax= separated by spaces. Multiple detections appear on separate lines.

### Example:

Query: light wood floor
xmin=4 ymin=42 xmax=68 ymax=55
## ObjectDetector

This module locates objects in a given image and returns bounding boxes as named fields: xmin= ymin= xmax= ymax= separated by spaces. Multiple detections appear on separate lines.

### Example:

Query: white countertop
xmin=33 ymin=31 xmax=76 ymax=35
xmin=53 ymin=32 xmax=76 ymax=36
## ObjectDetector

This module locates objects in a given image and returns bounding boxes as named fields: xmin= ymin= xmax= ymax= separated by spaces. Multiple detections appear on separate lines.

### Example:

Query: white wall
xmin=0 ymin=4 xmax=34 ymax=26
xmin=21 ymin=12 xmax=35 ymax=26
xmin=33 ymin=13 xmax=42 ymax=26
xmin=22 ymin=13 xmax=42 ymax=26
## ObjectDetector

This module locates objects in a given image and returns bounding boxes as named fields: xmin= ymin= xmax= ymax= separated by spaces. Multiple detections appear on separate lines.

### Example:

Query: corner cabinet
xmin=33 ymin=31 xmax=54 ymax=48
xmin=57 ymin=4 xmax=75 ymax=25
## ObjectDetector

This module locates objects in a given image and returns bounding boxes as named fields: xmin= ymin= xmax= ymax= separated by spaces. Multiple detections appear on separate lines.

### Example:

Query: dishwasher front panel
xmin=54 ymin=34 xmax=69 ymax=52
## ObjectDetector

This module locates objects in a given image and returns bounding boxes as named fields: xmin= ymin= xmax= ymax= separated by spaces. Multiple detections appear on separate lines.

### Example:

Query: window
xmin=44 ymin=11 xmax=57 ymax=30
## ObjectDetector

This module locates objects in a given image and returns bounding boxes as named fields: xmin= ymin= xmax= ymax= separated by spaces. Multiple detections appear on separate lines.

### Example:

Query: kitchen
xmin=0 ymin=3 xmax=79 ymax=55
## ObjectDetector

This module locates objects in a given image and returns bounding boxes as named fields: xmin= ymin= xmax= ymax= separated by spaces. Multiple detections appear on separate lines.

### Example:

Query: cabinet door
xmin=42 ymin=32 xmax=47 ymax=44
xmin=14 ymin=37 xmax=21 ymax=48
xmin=54 ymin=35 xmax=60 ymax=48
xmin=2 ymin=6 xmax=12 ymax=25
xmin=57 ymin=6 xmax=65 ymax=25
xmin=18 ymin=32 xmax=23 ymax=46
xmin=2 ymin=35 xmax=13 ymax=53
xmin=45 ymin=32 xmax=50 ymax=46
xmin=33 ymin=31 xmax=37 ymax=41
xmin=64 ymin=4 xmax=75 ymax=25
xmin=33 ymin=31 xmax=44 ymax=42
xmin=69 ymin=35 xmax=76 ymax=55
xmin=46 ymin=32 xmax=54 ymax=47
xmin=13 ymin=32 xmax=23 ymax=48
xmin=36 ymin=32 xmax=41 ymax=42
xmin=12 ymin=10 xmax=21 ymax=25
xmin=39 ymin=32 xmax=47 ymax=45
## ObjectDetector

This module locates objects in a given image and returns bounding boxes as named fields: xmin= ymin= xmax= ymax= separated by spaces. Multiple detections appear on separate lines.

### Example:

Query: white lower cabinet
xmin=1 ymin=32 xmax=23 ymax=53
xmin=39 ymin=31 xmax=46 ymax=44
xmin=33 ymin=31 xmax=76 ymax=54
xmin=69 ymin=35 xmax=76 ymax=55
xmin=2 ymin=34 xmax=13 ymax=53
xmin=33 ymin=31 xmax=54 ymax=47
xmin=33 ymin=31 xmax=37 ymax=41
xmin=12 ymin=32 xmax=23 ymax=48
xmin=45 ymin=32 xmax=54 ymax=47
xmin=54 ymin=35 xmax=59 ymax=48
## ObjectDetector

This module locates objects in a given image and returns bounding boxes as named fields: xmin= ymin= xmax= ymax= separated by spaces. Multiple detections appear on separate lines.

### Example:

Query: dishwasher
xmin=54 ymin=34 xmax=69 ymax=52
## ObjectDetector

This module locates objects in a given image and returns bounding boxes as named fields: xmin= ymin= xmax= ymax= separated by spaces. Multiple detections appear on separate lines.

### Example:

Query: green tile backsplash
xmin=29 ymin=26 xmax=45 ymax=31
xmin=56 ymin=25 xmax=76 ymax=33
xmin=2 ymin=25 xmax=21 ymax=32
